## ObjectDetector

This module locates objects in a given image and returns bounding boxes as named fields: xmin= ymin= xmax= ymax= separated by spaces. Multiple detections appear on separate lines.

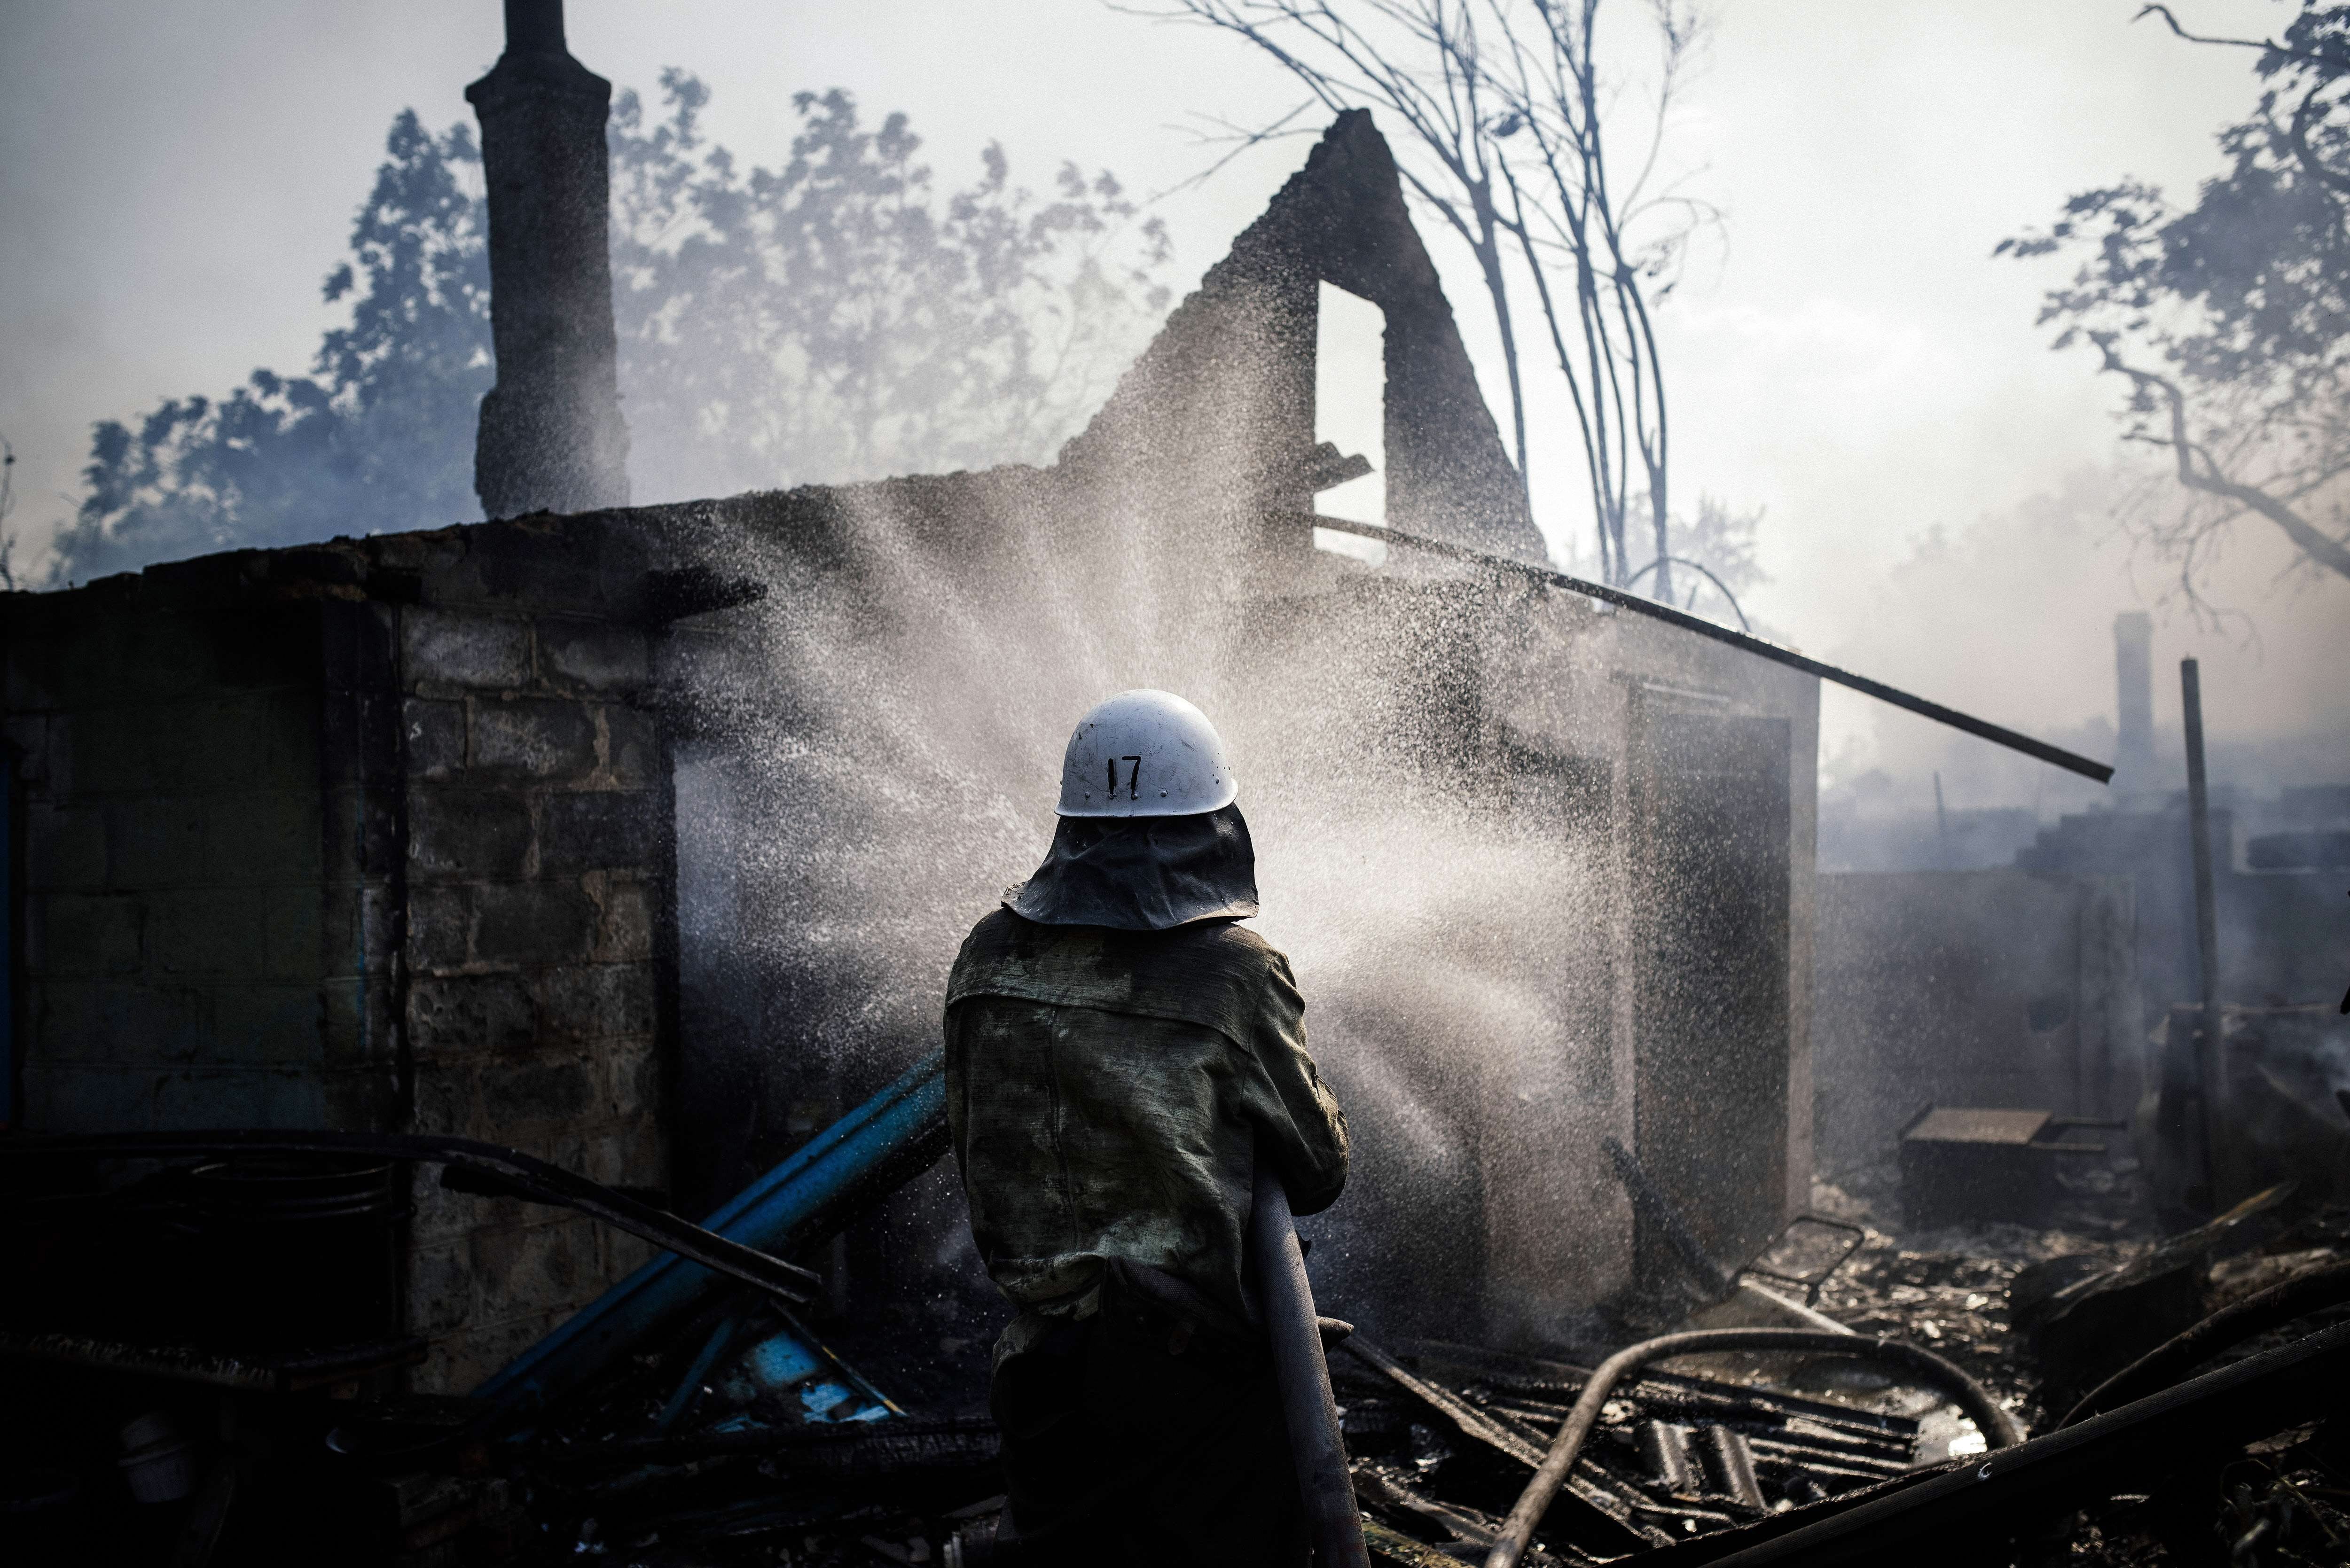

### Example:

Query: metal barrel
xmin=1246 ymin=1163 xmax=1370 ymax=1568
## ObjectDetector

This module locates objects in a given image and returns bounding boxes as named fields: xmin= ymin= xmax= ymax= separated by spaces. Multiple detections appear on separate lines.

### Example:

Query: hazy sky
xmin=2 ymin=0 xmax=2343 ymax=796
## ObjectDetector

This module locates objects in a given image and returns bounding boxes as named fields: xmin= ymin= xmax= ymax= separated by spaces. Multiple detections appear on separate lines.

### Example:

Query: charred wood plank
xmin=1344 ymin=1338 xmax=1666 ymax=1549
xmin=0 ymin=1129 xmax=818 ymax=1306
xmin=533 ymin=1414 xmax=1001 ymax=1474
xmin=0 ymin=1329 xmax=425 ymax=1392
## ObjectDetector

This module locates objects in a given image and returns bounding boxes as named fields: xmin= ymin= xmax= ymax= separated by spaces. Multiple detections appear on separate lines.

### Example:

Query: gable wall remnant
xmin=1061 ymin=110 xmax=1544 ymax=567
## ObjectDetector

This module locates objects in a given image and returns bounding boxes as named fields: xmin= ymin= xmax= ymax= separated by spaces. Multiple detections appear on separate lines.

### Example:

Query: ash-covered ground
xmin=476 ymin=1154 xmax=2350 ymax=1567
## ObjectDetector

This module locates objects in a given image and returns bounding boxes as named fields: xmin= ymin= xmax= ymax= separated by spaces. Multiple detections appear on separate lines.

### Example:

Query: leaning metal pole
xmin=1299 ymin=513 xmax=2114 ymax=785
xmin=1247 ymin=1164 xmax=1371 ymax=1568
xmin=2181 ymin=657 xmax=2228 ymax=1208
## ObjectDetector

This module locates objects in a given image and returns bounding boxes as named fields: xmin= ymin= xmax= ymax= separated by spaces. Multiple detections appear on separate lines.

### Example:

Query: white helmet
xmin=1054 ymin=690 xmax=1237 ymax=818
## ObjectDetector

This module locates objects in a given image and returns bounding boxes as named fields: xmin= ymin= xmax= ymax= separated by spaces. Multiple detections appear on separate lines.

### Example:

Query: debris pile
xmin=12 ymin=1100 xmax=2350 ymax=1564
xmin=1332 ymin=1337 xmax=1931 ymax=1562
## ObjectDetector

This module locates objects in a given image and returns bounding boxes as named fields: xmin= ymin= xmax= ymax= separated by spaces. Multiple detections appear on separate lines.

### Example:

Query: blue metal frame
xmin=477 ymin=1049 xmax=948 ymax=1414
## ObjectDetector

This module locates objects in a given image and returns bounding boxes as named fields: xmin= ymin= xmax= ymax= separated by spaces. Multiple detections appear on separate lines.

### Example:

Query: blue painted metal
xmin=476 ymin=1049 xmax=949 ymax=1413
xmin=726 ymin=1311 xmax=899 ymax=1424
xmin=654 ymin=1312 xmax=743 ymax=1431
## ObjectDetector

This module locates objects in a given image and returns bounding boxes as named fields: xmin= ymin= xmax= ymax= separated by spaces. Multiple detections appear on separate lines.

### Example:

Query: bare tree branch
xmin=1151 ymin=0 xmax=1715 ymax=591
xmin=2095 ymin=333 xmax=2350 ymax=580
xmin=2132 ymin=3 xmax=2282 ymax=56
xmin=1622 ymin=550 xmax=1747 ymax=628
xmin=1150 ymin=102 xmax=1328 ymax=201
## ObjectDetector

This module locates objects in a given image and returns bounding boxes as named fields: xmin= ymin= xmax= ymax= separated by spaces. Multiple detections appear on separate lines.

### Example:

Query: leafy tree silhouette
xmin=2001 ymin=2 xmax=2350 ymax=607
xmin=610 ymin=75 xmax=1170 ymax=505
xmin=49 ymin=79 xmax=1170 ymax=587
xmin=51 ymin=111 xmax=490 ymax=584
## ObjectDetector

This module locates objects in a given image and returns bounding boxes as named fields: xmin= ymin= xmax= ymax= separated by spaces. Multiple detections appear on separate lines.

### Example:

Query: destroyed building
xmin=1 ymin=108 xmax=1818 ymax=1393
xmin=1811 ymin=612 xmax=2350 ymax=1189
xmin=9 ymin=12 xmax=2350 ymax=1565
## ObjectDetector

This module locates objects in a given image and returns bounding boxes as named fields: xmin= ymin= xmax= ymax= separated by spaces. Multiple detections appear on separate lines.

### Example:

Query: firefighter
xmin=943 ymin=689 xmax=1349 ymax=1566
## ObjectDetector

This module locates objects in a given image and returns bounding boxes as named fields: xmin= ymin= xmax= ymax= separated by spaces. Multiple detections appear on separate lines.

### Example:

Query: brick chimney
xmin=467 ymin=0 xmax=629 ymax=517
xmin=2114 ymin=611 xmax=2154 ymax=795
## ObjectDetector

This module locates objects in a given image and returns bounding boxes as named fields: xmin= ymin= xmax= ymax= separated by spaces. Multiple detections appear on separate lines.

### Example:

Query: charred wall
xmin=1 ymin=106 xmax=1826 ymax=1381
xmin=1811 ymin=869 xmax=2140 ymax=1181
xmin=1060 ymin=109 xmax=1544 ymax=567
xmin=1480 ymin=592 xmax=1819 ymax=1330
xmin=0 ymin=467 xmax=1821 ymax=1377
xmin=1 ymin=521 xmax=683 ymax=1392
xmin=2020 ymin=805 xmax=2346 ymax=1023
xmin=3 ymin=568 xmax=400 ymax=1135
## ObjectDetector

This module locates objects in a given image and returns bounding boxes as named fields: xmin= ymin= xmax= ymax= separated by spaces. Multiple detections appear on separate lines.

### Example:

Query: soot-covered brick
xmin=471 ymin=881 xmax=602 ymax=968
xmin=408 ymin=789 xmax=533 ymax=881
xmin=471 ymin=697 xmax=601 ymax=779
xmin=539 ymin=789 xmax=657 ymax=873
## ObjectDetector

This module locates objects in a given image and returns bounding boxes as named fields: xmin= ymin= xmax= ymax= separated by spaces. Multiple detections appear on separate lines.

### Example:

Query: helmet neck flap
xmin=1003 ymin=804 xmax=1260 ymax=931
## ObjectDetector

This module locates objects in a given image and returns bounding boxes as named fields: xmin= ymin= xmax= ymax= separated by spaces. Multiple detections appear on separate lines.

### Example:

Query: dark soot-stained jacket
xmin=944 ymin=908 xmax=1348 ymax=1362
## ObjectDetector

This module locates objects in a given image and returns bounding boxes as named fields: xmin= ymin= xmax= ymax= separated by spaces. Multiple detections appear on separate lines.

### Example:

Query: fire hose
xmin=1479 ymin=1327 xmax=2024 ymax=1568
xmin=1246 ymin=1163 xmax=1371 ymax=1568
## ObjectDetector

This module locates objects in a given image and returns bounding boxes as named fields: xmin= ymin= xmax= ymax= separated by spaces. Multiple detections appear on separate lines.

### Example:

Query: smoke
xmin=668 ymin=476 xmax=1624 ymax=1344
xmin=1816 ymin=463 xmax=2350 ymax=873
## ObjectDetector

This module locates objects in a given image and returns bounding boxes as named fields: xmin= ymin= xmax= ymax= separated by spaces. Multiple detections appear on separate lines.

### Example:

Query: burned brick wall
xmin=384 ymin=523 xmax=673 ymax=1391
xmin=2 ymin=522 xmax=684 ymax=1392
xmin=3 ymin=569 xmax=399 ymax=1135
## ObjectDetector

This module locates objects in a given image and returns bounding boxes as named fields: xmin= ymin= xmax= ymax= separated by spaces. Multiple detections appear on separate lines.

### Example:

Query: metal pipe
xmin=477 ymin=1050 xmax=948 ymax=1413
xmin=1300 ymin=512 xmax=2115 ymax=784
xmin=1601 ymin=1136 xmax=1734 ymax=1301
xmin=1667 ymin=1318 xmax=2350 ymax=1567
xmin=1698 ymin=1425 xmax=1766 ymax=1512
xmin=1480 ymin=1328 xmax=2022 ymax=1568
xmin=2181 ymin=657 xmax=2228 ymax=1207
xmin=1247 ymin=1164 xmax=1370 ymax=1568
xmin=2061 ymin=1261 xmax=2350 ymax=1427
xmin=1638 ymin=1420 xmax=1698 ymax=1495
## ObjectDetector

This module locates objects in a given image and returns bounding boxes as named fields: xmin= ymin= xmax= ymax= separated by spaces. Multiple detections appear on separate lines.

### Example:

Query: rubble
xmin=14 ymin=1123 xmax=2350 ymax=1560
xmin=13 ymin=1089 xmax=2350 ymax=1566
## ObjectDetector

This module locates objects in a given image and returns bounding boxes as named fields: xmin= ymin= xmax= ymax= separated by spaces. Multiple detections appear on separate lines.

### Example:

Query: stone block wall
xmin=3 ymin=525 xmax=679 ymax=1395
xmin=389 ymin=557 xmax=671 ymax=1391
xmin=5 ymin=569 xmax=401 ymax=1135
